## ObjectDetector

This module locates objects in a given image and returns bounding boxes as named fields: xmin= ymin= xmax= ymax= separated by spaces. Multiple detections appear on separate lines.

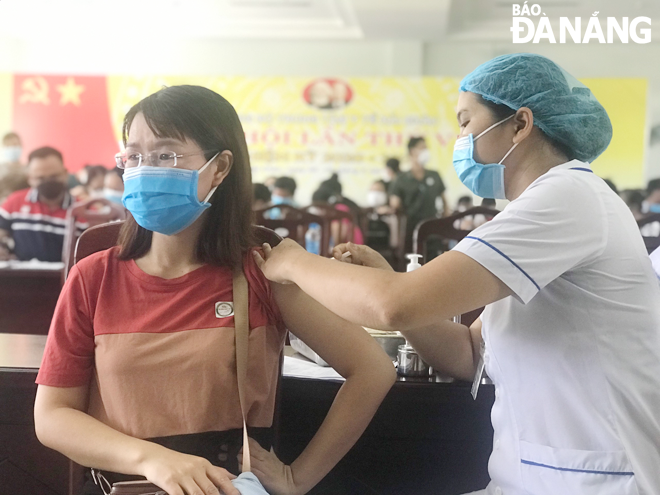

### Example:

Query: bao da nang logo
xmin=511 ymin=2 xmax=651 ymax=44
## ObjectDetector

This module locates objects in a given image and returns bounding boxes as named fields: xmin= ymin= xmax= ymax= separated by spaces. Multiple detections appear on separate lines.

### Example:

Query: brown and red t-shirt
xmin=36 ymin=246 xmax=287 ymax=442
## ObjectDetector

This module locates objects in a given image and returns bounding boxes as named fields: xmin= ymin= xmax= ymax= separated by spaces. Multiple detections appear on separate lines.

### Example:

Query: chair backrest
xmin=412 ymin=207 xmax=500 ymax=328
xmin=413 ymin=206 xmax=500 ymax=262
xmin=638 ymin=213 xmax=660 ymax=254
xmin=254 ymin=204 xmax=328 ymax=255
xmin=303 ymin=203 xmax=355 ymax=248
xmin=62 ymin=198 xmax=127 ymax=281
xmin=72 ymin=221 xmax=284 ymax=269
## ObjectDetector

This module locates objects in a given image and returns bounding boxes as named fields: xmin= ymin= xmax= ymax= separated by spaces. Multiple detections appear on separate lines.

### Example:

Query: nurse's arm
xmin=270 ymin=282 xmax=397 ymax=494
xmin=256 ymin=242 xmax=511 ymax=332
xmin=402 ymin=318 xmax=483 ymax=381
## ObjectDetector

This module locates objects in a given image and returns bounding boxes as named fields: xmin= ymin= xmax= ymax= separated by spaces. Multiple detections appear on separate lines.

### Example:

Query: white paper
xmin=283 ymin=354 xmax=345 ymax=381
xmin=0 ymin=259 xmax=64 ymax=270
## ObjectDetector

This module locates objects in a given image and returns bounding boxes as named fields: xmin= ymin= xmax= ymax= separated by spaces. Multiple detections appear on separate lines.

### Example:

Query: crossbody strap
xmin=232 ymin=264 xmax=251 ymax=474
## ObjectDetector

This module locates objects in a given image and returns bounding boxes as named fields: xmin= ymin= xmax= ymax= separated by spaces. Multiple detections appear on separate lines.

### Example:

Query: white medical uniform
xmin=650 ymin=246 xmax=660 ymax=280
xmin=454 ymin=160 xmax=660 ymax=495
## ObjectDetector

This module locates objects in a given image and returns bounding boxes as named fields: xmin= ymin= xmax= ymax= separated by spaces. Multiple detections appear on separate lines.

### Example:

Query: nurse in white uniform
xmin=254 ymin=53 xmax=660 ymax=495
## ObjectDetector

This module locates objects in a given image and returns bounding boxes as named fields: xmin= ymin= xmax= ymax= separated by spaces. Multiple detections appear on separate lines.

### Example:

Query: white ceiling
xmin=0 ymin=0 xmax=656 ymax=42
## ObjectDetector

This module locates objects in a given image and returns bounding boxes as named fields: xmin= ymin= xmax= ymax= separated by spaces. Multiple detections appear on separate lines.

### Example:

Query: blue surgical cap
xmin=460 ymin=53 xmax=612 ymax=163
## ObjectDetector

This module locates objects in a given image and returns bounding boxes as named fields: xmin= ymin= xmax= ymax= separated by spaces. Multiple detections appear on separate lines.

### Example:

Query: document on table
xmin=0 ymin=260 xmax=64 ymax=270
xmin=283 ymin=353 xmax=345 ymax=381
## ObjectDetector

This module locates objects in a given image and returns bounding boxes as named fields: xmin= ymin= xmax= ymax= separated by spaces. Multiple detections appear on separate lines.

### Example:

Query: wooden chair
xmin=303 ymin=204 xmax=356 ymax=254
xmin=254 ymin=204 xmax=328 ymax=255
xmin=413 ymin=207 xmax=500 ymax=327
xmin=638 ymin=213 xmax=660 ymax=254
xmin=62 ymin=198 xmax=127 ymax=281
xmin=413 ymin=207 xmax=500 ymax=262
xmin=67 ymin=222 xmax=285 ymax=494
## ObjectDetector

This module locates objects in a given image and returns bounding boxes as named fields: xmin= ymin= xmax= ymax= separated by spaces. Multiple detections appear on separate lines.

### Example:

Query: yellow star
xmin=56 ymin=77 xmax=85 ymax=106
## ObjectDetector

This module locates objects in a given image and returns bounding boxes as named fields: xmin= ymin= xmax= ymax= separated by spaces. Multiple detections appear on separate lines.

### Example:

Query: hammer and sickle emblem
xmin=19 ymin=77 xmax=50 ymax=105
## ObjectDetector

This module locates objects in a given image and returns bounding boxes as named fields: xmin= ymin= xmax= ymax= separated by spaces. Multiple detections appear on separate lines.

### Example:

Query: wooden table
xmin=0 ymin=268 xmax=62 ymax=335
xmin=279 ymin=357 xmax=494 ymax=495
xmin=0 ymin=333 xmax=70 ymax=494
xmin=0 ymin=335 xmax=494 ymax=495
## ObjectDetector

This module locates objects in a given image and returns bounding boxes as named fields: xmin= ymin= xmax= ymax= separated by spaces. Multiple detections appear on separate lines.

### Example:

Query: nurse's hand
xmin=333 ymin=242 xmax=393 ymax=271
xmin=239 ymin=439 xmax=304 ymax=495
xmin=252 ymin=239 xmax=305 ymax=285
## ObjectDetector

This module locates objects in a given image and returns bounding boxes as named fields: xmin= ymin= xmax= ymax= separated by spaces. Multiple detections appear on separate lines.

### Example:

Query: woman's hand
xmin=139 ymin=445 xmax=239 ymax=495
xmin=239 ymin=439 xmax=303 ymax=495
xmin=332 ymin=242 xmax=393 ymax=271
xmin=252 ymin=239 xmax=307 ymax=284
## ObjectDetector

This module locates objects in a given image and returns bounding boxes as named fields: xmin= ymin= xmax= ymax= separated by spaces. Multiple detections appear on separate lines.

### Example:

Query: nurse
xmin=254 ymin=53 xmax=660 ymax=495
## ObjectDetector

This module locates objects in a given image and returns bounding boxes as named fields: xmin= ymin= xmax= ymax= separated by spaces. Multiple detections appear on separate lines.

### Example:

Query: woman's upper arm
xmin=35 ymin=384 xmax=89 ymax=412
xmin=271 ymin=282 xmax=393 ymax=379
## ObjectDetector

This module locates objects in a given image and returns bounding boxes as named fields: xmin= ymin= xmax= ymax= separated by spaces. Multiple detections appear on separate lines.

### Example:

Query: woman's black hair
xmin=479 ymin=95 xmax=575 ymax=161
xmin=117 ymin=85 xmax=254 ymax=269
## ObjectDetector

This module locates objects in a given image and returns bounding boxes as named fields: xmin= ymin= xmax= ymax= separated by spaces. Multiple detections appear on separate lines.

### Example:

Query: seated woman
xmin=33 ymin=85 xmax=396 ymax=495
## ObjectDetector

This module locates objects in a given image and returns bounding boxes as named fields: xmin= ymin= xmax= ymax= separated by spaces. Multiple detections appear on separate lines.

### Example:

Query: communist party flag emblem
xmin=12 ymin=74 xmax=119 ymax=172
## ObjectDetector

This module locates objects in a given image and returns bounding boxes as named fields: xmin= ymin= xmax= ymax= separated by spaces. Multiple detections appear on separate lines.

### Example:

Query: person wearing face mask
xmin=102 ymin=166 xmax=125 ymax=205
xmin=253 ymin=54 xmax=660 ymax=495
xmin=33 ymin=85 xmax=395 ymax=495
xmin=264 ymin=176 xmax=298 ymax=220
xmin=389 ymin=136 xmax=449 ymax=253
xmin=0 ymin=131 xmax=29 ymax=203
xmin=0 ymin=146 xmax=87 ymax=262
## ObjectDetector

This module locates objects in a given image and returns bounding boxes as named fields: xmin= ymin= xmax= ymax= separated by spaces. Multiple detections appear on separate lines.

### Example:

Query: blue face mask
xmin=122 ymin=153 xmax=219 ymax=235
xmin=271 ymin=194 xmax=293 ymax=206
xmin=650 ymin=204 xmax=660 ymax=214
xmin=453 ymin=114 xmax=518 ymax=199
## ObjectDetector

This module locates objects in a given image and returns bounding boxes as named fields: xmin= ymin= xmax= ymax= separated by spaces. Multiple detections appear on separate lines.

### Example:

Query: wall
xmin=0 ymin=36 xmax=657 ymax=201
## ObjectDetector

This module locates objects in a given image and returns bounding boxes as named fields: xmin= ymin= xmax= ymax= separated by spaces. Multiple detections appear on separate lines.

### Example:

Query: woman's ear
xmin=512 ymin=107 xmax=534 ymax=144
xmin=211 ymin=150 xmax=234 ymax=187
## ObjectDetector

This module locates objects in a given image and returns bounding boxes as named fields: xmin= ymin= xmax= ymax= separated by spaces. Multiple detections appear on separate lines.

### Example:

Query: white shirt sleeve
xmin=650 ymin=246 xmax=660 ymax=280
xmin=453 ymin=172 xmax=607 ymax=304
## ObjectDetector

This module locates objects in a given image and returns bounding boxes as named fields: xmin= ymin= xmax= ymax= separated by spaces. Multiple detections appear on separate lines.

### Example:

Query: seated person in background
xmin=252 ymin=183 xmax=271 ymax=210
xmin=265 ymin=176 xmax=297 ymax=219
xmin=640 ymin=179 xmax=660 ymax=238
xmin=319 ymin=173 xmax=360 ymax=215
xmin=453 ymin=195 xmax=475 ymax=230
xmin=620 ymin=189 xmax=646 ymax=221
xmin=0 ymin=131 xmax=29 ymax=203
xmin=473 ymin=198 xmax=498 ymax=228
xmin=271 ymin=176 xmax=297 ymax=207
xmin=70 ymin=164 xmax=108 ymax=201
xmin=643 ymin=178 xmax=660 ymax=216
xmin=312 ymin=184 xmax=364 ymax=245
xmin=102 ymin=167 xmax=124 ymax=205
xmin=383 ymin=157 xmax=400 ymax=191
xmin=0 ymin=146 xmax=87 ymax=262
xmin=455 ymin=195 xmax=473 ymax=213
xmin=367 ymin=180 xmax=389 ymax=212
xmin=33 ymin=85 xmax=395 ymax=495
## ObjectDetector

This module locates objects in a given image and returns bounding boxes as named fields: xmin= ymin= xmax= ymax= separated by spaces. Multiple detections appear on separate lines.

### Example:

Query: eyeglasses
xmin=114 ymin=150 xmax=218 ymax=169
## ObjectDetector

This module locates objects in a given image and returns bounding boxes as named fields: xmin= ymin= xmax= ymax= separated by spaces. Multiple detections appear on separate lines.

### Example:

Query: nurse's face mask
xmin=117 ymin=149 xmax=221 ymax=236
xmin=453 ymin=114 xmax=518 ymax=199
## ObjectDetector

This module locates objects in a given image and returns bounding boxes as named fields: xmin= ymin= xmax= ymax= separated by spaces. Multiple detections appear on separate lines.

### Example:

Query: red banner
xmin=12 ymin=74 xmax=119 ymax=172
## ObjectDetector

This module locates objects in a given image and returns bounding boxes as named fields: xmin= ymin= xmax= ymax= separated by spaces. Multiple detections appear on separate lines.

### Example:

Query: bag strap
xmin=232 ymin=264 xmax=251 ymax=474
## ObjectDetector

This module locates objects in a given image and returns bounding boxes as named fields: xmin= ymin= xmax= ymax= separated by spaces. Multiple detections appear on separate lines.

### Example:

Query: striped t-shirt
xmin=0 ymin=187 xmax=87 ymax=262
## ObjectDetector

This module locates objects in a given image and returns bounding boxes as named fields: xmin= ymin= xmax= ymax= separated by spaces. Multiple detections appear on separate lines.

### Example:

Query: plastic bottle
xmin=406 ymin=254 xmax=423 ymax=272
xmin=305 ymin=223 xmax=322 ymax=255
